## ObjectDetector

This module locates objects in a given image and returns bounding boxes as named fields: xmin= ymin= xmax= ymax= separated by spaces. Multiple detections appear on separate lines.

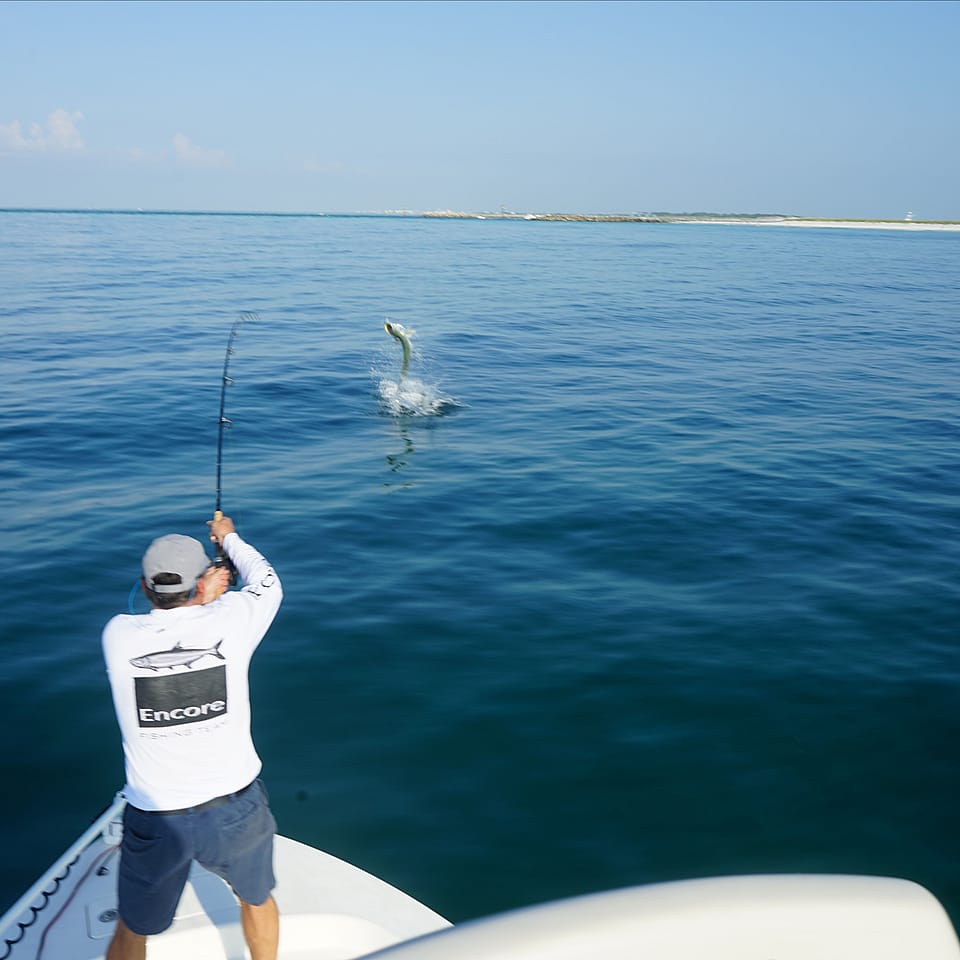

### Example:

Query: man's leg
xmin=114 ymin=806 xmax=190 ymax=953
xmin=240 ymin=894 xmax=279 ymax=960
xmin=105 ymin=917 xmax=147 ymax=960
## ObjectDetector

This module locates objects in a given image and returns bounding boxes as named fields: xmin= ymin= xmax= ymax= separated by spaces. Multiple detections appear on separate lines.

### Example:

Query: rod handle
xmin=211 ymin=511 xmax=237 ymax=585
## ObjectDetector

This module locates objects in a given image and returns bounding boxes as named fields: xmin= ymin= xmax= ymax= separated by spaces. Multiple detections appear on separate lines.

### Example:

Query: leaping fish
xmin=384 ymin=321 xmax=415 ymax=380
xmin=130 ymin=640 xmax=225 ymax=671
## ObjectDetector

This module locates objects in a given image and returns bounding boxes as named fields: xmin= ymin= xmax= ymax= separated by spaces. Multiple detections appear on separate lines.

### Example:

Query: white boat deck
xmin=3 ymin=796 xmax=959 ymax=960
xmin=0 ymin=798 xmax=449 ymax=960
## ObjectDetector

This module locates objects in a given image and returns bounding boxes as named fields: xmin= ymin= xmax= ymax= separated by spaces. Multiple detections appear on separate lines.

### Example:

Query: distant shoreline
xmin=2 ymin=207 xmax=958 ymax=231
xmin=421 ymin=211 xmax=960 ymax=231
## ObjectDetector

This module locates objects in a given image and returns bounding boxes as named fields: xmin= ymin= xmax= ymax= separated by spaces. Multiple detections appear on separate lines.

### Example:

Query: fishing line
xmin=127 ymin=580 xmax=141 ymax=616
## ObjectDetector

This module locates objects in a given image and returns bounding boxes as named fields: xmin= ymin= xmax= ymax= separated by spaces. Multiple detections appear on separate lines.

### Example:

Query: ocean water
xmin=0 ymin=210 xmax=957 ymax=929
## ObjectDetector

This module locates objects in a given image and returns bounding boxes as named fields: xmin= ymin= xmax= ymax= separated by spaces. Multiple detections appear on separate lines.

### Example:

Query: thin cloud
xmin=173 ymin=133 xmax=230 ymax=169
xmin=0 ymin=109 xmax=85 ymax=153
xmin=303 ymin=158 xmax=348 ymax=176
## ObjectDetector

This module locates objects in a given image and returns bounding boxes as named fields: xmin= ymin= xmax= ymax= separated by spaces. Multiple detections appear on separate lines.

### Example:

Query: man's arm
xmin=208 ymin=515 xmax=283 ymax=617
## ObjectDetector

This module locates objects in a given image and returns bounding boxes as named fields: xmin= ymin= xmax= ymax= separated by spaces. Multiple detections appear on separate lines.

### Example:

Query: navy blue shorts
xmin=117 ymin=779 xmax=277 ymax=935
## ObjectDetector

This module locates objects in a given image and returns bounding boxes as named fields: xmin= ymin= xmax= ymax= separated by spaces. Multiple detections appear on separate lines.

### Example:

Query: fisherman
xmin=102 ymin=515 xmax=282 ymax=960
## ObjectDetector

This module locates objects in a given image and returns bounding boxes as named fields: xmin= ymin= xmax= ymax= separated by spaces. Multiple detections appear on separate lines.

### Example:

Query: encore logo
xmin=135 ymin=664 xmax=228 ymax=728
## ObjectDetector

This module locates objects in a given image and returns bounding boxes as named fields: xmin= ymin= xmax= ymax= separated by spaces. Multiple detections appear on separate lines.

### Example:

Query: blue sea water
xmin=0 ymin=210 xmax=958 ymax=928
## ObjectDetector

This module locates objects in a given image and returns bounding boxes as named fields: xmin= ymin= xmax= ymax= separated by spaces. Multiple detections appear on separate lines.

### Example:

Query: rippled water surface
xmin=1 ymin=211 xmax=957 ymax=925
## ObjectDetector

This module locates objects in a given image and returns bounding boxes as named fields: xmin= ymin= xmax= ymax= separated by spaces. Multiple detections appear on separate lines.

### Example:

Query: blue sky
xmin=1 ymin=0 xmax=957 ymax=218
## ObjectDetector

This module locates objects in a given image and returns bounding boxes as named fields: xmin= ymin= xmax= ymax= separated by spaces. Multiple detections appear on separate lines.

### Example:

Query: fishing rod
xmin=212 ymin=312 xmax=256 ymax=583
xmin=126 ymin=313 xmax=255 ymax=613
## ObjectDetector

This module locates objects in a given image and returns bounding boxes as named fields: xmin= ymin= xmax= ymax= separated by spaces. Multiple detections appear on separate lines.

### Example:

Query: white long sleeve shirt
xmin=103 ymin=532 xmax=282 ymax=811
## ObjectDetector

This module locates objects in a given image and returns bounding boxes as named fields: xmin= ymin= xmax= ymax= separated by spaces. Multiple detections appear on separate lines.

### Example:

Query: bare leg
xmin=105 ymin=917 xmax=146 ymax=960
xmin=240 ymin=895 xmax=279 ymax=960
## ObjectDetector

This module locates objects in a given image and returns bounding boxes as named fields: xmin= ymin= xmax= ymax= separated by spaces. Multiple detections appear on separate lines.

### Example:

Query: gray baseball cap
xmin=142 ymin=535 xmax=210 ymax=594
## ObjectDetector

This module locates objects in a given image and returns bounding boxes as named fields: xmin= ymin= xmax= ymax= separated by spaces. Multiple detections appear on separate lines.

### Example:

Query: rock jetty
xmin=422 ymin=211 xmax=664 ymax=222
xmin=414 ymin=211 xmax=960 ymax=230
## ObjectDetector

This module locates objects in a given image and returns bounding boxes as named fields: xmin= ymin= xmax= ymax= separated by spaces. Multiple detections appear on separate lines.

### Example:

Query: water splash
xmin=377 ymin=374 xmax=461 ymax=417
xmin=376 ymin=317 xmax=461 ymax=416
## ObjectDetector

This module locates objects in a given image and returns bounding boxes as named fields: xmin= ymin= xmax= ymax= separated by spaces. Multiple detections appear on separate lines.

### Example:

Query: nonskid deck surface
xmin=143 ymin=836 xmax=451 ymax=960
xmin=0 ymin=800 xmax=449 ymax=960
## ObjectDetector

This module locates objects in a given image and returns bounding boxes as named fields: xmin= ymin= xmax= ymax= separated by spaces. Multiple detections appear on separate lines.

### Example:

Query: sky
xmin=1 ymin=0 xmax=958 ymax=218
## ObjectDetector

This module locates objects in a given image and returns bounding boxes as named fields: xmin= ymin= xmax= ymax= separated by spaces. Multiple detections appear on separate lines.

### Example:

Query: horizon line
xmin=1 ymin=207 xmax=956 ymax=226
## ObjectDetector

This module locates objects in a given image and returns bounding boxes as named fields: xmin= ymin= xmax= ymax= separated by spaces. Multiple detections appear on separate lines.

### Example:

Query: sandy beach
xmin=683 ymin=217 xmax=960 ymax=232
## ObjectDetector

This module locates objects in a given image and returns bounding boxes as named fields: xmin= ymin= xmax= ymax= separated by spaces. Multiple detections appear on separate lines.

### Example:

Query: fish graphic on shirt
xmin=130 ymin=640 xmax=225 ymax=671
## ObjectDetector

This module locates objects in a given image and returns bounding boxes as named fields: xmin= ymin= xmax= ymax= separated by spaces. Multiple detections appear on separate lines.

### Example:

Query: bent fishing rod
xmin=126 ymin=313 xmax=255 ymax=613
xmin=212 ymin=312 xmax=257 ymax=583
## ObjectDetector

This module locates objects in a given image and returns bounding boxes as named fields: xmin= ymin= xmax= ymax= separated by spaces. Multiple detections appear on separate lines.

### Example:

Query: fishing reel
xmin=211 ymin=547 xmax=238 ymax=587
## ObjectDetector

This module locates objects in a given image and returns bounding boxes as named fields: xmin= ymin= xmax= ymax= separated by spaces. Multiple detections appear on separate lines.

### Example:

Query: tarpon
xmin=384 ymin=321 xmax=415 ymax=379
xmin=130 ymin=640 xmax=225 ymax=671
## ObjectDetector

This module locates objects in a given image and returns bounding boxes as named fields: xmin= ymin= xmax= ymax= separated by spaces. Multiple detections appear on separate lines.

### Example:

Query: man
xmin=102 ymin=515 xmax=283 ymax=960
